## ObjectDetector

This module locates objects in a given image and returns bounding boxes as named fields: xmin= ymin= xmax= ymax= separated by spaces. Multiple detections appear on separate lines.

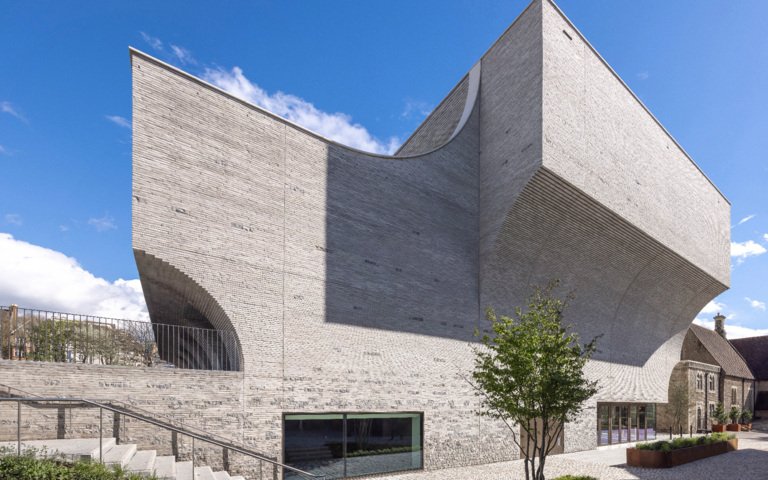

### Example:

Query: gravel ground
xmin=380 ymin=429 xmax=768 ymax=480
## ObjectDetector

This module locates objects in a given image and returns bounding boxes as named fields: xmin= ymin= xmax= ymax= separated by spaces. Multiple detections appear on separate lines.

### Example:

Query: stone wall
xmin=657 ymin=360 xmax=719 ymax=432
xmin=0 ymin=360 xmax=258 ymax=475
xmin=722 ymin=375 xmax=754 ymax=416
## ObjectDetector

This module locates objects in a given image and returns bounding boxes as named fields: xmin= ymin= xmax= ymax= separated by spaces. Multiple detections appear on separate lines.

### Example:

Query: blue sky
xmin=1 ymin=1 xmax=767 ymax=335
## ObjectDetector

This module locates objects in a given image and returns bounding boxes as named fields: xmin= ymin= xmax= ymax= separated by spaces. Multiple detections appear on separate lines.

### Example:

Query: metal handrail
xmin=0 ymin=382 xmax=262 ymax=462
xmin=2 ymin=396 xmax=323 ymax=479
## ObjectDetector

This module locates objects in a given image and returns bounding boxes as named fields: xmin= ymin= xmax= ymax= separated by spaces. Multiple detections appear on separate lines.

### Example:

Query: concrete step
xmin=195 ymin=465 xmax=216 ymax=480
xmin=154 ymin=455 xmax=177 ymax=479
xmin=213 ymin=471 xmax=231 ymax=480
xmin=103 ymin=443 xmax=137 ymax=467
xmin=0 ymin=438 xmax=116 ymax=461
xmin=176 ymin=461 xmax=194 ymax=480
xmin=125 ymin=449 xmax=157 ymax=474
xmin=230 ymin=476 xmax=246 ymax=480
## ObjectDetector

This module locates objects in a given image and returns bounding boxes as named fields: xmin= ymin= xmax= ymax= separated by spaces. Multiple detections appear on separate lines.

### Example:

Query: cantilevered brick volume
xmin=130 ymin=0 xmax=731 ymax=476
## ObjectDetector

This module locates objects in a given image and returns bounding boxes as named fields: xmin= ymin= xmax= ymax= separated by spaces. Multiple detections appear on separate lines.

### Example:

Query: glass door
xmin=598 ymin=405 xmax=610 ymax=446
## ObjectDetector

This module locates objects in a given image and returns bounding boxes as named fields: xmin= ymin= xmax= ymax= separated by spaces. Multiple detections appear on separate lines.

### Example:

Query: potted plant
xmin=726 ymin=406 xmax=741 ymax=432
xmin=740 ymin=409 xmax=753 ymax=431
xmin=712 ymin=403 xmax=727 ymax=432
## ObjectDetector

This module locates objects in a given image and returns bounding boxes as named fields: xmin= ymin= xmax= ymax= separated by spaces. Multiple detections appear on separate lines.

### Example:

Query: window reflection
xmin=597 ymin=403 xmax=656 ymax=446
xmin=284 ymin=413 xmax=423 ymax=479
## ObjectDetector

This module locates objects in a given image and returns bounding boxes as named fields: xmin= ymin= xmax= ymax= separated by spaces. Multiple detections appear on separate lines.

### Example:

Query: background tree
xmin=471 ymin=280 xmax=599 ymax=480
xmin=667 ymin=383 xmax=691 ymax=431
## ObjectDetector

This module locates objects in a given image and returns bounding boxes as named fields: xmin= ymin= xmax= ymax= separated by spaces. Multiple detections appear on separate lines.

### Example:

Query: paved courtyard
xmin=382 ymin=423 xmax=768 ymax=480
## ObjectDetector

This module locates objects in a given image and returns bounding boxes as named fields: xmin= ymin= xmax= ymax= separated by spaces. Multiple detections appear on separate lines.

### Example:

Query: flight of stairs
xmin=0 ymin=438 xmax=246 ymax=480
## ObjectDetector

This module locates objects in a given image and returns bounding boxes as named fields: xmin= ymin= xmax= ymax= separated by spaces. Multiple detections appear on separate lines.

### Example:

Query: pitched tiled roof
xmin=731 ymin=335 xmax=768 ymax=380
xmin=689 ymin=324 xmax=754 ymax=379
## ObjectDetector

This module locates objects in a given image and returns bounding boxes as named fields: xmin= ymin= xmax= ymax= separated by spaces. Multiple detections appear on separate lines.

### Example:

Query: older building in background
xmin=658 ymin=319 xmax=755 ymax=434
xmin=731 ymin=334 xmax=768 ymax=418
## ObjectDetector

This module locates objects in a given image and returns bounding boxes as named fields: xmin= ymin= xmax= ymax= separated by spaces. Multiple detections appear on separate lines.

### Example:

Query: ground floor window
xmin=597 ymin=403 xmax=655 ymax=446
xmin=283 ymin=412 xmax=423 ymax=479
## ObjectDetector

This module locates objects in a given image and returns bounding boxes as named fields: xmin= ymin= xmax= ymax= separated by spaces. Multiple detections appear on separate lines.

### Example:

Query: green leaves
xmin=471 ymin=280 xmax=599 ymax=480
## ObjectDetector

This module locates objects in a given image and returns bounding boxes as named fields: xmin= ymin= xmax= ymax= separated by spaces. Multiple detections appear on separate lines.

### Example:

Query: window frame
xmin=282 ymin=411 xmax=424 ymax=479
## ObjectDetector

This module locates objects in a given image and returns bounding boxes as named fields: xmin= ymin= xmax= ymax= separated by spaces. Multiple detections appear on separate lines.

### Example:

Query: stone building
xmin=731 ymin=334 xmax=768 ymax=418
xmin=1 ymin=0 xmax=730 ymax=478
xmin=659 ymin=320 xmax=755 ymax=433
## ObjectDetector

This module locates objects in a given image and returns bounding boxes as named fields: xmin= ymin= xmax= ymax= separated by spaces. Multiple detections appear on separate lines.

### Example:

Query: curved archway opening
xmin=134 ymin=249 xmax=242 ymax=371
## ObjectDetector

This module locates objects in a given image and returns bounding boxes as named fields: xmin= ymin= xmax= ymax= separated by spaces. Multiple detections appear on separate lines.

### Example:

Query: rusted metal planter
xmin=712 ymin=424 xmax=726 ymax=432
xmin=726 ymin=423 xmax=741 ymax=432
xmin=626 ymin=439 xmax=738 ymax=468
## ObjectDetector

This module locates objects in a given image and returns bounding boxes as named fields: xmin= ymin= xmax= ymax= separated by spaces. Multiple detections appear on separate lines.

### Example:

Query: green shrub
xmin=634 ymin=433 xmax=733 ymax=452
xmin=0 ymin=451 xmax=157 ymax=480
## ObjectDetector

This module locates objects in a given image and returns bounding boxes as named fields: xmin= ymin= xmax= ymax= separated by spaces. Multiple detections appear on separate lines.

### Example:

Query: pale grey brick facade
xmin=0 ymin=0 xmax=730 ymax=477
xmin=129 ymin=0 xmax=729 ymax=470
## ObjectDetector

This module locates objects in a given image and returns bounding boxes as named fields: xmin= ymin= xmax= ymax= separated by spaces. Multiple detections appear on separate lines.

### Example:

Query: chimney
xmin=714 ymin=312 xmax=726 ymax=338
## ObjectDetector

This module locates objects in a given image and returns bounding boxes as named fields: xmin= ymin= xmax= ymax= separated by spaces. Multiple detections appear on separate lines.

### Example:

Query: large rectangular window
xmin=597 ymin=403 xmax=655 ymax=446
xmin=284 ymin=412 xmax=423 ymax=479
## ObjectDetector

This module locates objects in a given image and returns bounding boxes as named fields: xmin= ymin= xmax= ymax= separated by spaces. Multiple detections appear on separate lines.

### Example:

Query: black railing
xmin=0 ymin=388 xmax=323 ymax=479
xmin=0 ymin=305 xmax=240 ymax=371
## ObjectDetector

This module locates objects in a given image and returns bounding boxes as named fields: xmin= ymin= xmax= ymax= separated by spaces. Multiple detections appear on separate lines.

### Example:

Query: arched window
xmin=697 ymin=406 xmax=702 ymax=430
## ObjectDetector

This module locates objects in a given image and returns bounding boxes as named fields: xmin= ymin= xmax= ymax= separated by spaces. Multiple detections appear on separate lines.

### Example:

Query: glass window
xmin=708 ymin=375 xmax=715 ymax=392
xmin=598 ymin=405 xmax=610 ymax=446
xmin=284 ymin=414 xmax=344 ymax=479
xmin=697 ymin=406 xmax=702 ymax=430
xmin=646 ymin=404 xmax=656 ymax=440
xmin=598 ymin=403 xmax=655 ymax=445
xmin=284 ymin=413 xmax=423 ymax=479
xmin=696 ymin=373 xmax=703 ymax=391
xmin=732 ymin=387 xmax=738 ymax=405
xmin=346 ymin=413 xmax=422 ymax=477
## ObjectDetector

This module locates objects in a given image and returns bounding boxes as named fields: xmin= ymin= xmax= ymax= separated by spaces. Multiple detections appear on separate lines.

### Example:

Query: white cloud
xmin=170 ymin=45 xmax=196 ymax=65
xmin=4 ymin=213 xmax=22 ymax=226
xmin=746 ymin=297 xmax=767 ymax=311
xmin=764 ymin=233 xmax=768 ymax=243
xmin=0 ymin=144 xmax=6 ymax=155
xmin=0 ymin=233 xmax=148 ymax=321
xmin=140 ymin=32 xmax=163 ymax=52
xmin=1 ymin=101 xmax=27 ymax=123
xmin=699 ymin=300 xmax=725 ymax=315
xmin=401 ymin=99 xmax=432 ymax=120
xmin=736 ymin=214 xmax=756 ymax=226
xmin=202 ymin=66 xmax=400 ymax=154
xmin=59 ymin=225 xmax=70 ymax=232
xmin=693 ymin=318 xmax=768 ymax=339
xmin=637 ymin=71 xmax=649 ymax=81
xmin=731 ymin=240 xmax=766 ymax=263
xmin=88 ymin=215 xmax=117 ymax=232
xmin=105 ymin=115 xmax=131 ymax=129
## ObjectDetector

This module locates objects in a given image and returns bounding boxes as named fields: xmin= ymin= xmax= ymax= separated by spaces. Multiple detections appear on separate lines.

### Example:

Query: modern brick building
xmin=130 ymin=0 xmax=730 ymax=475
xmin=0 ymin=0 xmax=730 ymax=479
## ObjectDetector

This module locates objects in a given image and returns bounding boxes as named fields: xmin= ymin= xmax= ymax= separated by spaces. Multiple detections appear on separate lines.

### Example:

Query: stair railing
xmin=1 ymin=396 xmax=324 ymax=479
xmin=0 ymin=382 xmax=257 ymax=461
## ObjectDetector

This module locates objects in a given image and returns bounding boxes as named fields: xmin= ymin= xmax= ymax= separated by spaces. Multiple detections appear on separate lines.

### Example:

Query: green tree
xmin=471 ymin=281 xmax=599 ymax=480
xmin=667 ymin=383 xmax=691 ymax=431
